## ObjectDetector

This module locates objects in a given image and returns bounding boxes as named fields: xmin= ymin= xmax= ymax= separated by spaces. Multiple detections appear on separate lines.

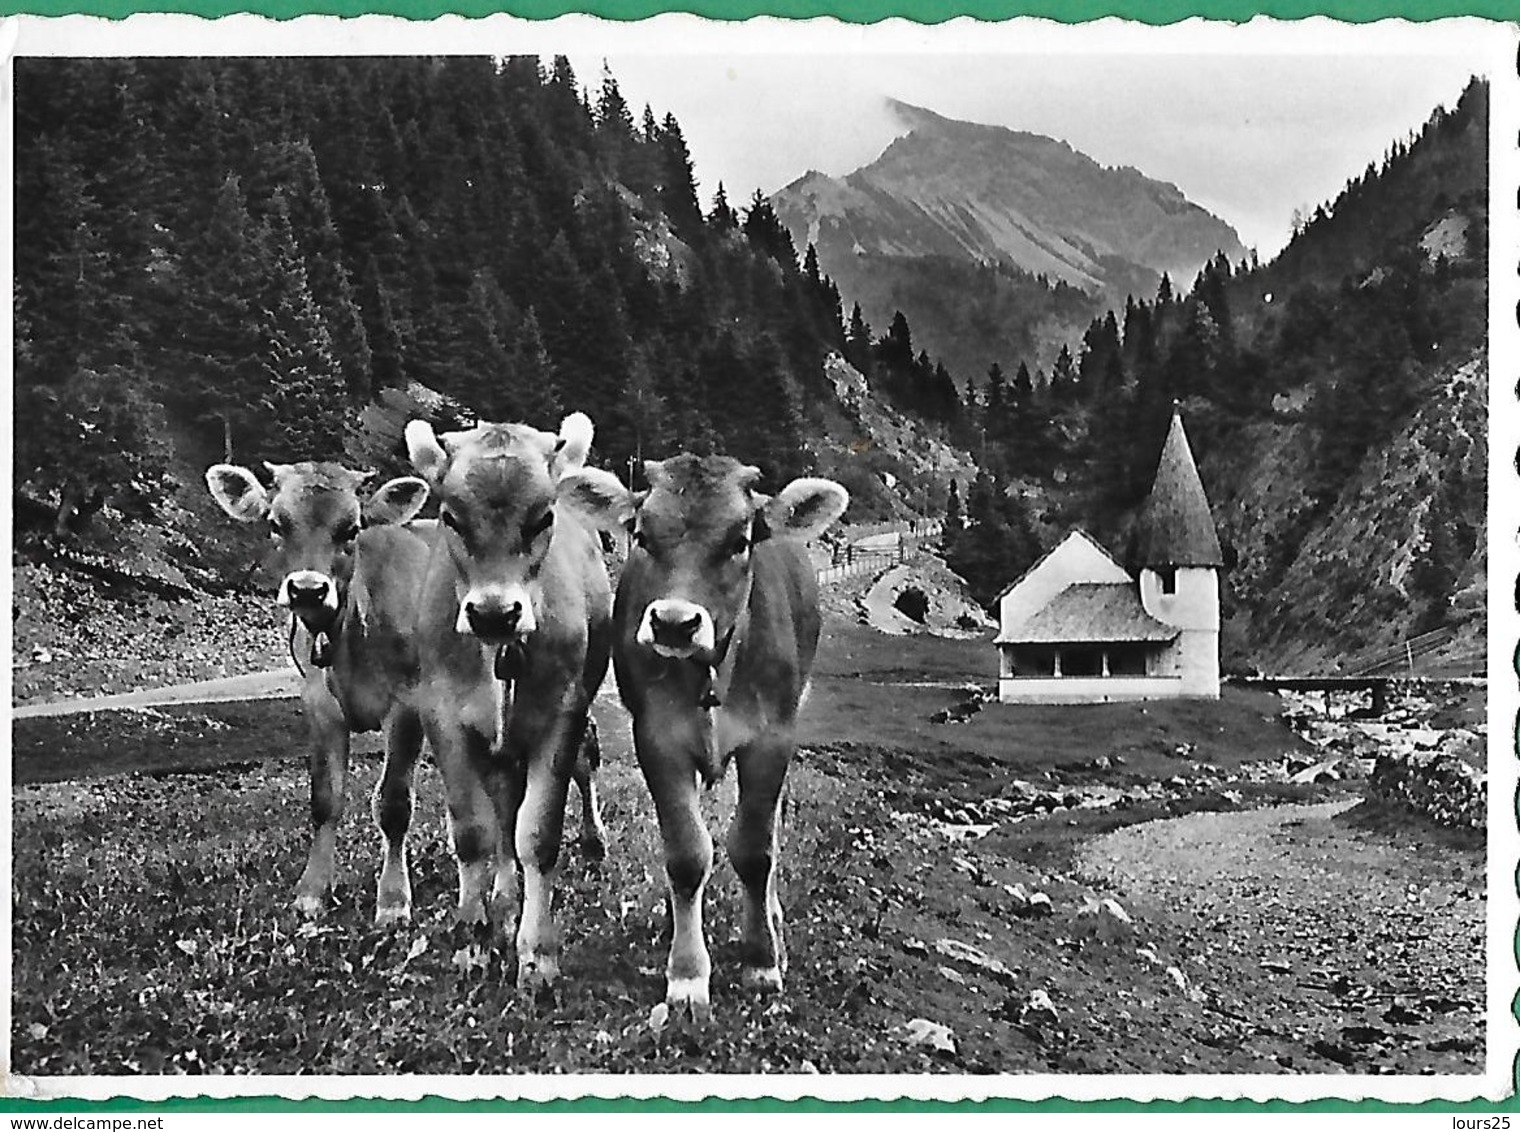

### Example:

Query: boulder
xmin=1021 ymin=989 xmax=1059 ymax=1026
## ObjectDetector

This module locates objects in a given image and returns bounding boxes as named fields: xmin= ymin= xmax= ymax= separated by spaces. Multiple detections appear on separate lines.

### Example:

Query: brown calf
xmin=562 ymin=454 xmax=848 ymax=1019
xmin=405 ymin=412 xmax=616 ymax=988
xmin=205 ymin=461 xmax=431 ymax=921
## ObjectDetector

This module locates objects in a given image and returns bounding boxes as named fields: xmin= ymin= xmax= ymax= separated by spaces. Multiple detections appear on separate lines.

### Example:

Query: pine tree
xmin=507 ymin=307 xmax=561 ymax=424
xmin=844 ymin=302 xmax=874 ymax=377
xmin=274 ymin=138 xmax=373 ymax=397
xmin=709 ymin=181 xmax=738 ymax=230
xmin=803 ymin=243 xmax=822 ymax=288
xmin=358 ymin=254 xmax=406 ymax=390
xmin=877 ymin=310 xmax=914 ymax=373
xmin=984 ymin=362 xmax=1007 ymax=438
xmin=617 ymin=346 xmax=670 ymax=467
xmin=944 ymin=478 xmax=963 ymax=531
xmin=1012 ymin=360 xmax=1034 ymax=404
xmin=174 ymin=172 xmax=266 ymax=459
xmin=595 ymin=64 xmax=640 ymax=183
xmin=1049 ymin=344 xmax=1077 ymax=403
xmin=14 ymin=133 xmax=170 ymax=532
xmin=656 ymin=112 xmax=702 ymax=234
xmin=943 ymin=470 xmax=1041 ymax=606
xmin=254 ymin=192 xmax=351 ymax=461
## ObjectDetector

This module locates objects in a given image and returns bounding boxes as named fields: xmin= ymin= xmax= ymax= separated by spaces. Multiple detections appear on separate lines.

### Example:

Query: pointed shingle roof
xmin=1135 ymin=407 xmax=1223 ymax=568
xmin=994 ymin=583 xmax=1179 ymax=645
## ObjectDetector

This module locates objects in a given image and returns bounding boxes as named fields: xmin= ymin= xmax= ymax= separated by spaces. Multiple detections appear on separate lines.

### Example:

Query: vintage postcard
xmin=4 ymin=9 xmax=1516 ymax=1109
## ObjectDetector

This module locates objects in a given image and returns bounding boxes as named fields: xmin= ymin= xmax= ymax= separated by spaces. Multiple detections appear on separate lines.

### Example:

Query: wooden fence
xmin=815 ymin=520 xmax=943 ymax=586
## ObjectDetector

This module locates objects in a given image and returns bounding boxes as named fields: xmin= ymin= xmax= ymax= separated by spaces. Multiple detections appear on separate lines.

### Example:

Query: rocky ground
xmin=1281 ymin=684 xmax=1487 ymax=829
xmin=11 ymin=700 xmax=1486 ymax=1077
xmin=12 ymin=560 xmax=286 ymax=708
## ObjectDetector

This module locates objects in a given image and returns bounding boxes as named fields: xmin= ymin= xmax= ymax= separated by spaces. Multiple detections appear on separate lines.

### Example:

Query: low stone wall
xmin=1368 ymin=730 xmax=1486 ymax=831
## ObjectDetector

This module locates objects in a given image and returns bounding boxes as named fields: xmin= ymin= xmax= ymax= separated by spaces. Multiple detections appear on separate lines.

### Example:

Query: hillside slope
xmin=1211 ymin=352 xmax=1485 ymax=675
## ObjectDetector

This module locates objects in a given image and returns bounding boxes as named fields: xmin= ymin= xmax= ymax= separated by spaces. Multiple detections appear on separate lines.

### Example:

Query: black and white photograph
xmin=5 ymin=13 xmax=1517 ymax=1103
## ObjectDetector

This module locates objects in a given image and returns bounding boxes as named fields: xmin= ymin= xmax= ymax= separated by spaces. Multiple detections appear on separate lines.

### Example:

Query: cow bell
xmin=310 ymin=632 xmax=333 ymax=668
xmin=697 ymin=664 xmax=722 ymax=710
xmin=495 ymin=642 xmax=529 ymax=685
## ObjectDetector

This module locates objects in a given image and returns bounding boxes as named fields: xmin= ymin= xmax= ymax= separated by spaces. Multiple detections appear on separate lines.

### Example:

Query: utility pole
xmin=626 ymin=452 xmax=638 ymax=556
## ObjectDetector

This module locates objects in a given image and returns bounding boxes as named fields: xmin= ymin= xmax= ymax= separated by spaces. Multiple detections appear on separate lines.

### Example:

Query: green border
xmin=2 ymin=0 xmax=1520 ymax=20
xmin=3 ymin=0 xmax=1516 ymax=1113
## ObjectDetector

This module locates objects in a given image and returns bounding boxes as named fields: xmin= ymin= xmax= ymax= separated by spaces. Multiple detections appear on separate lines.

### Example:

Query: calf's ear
xmin=557 ymin=468 xmax=636 ymax=531
xmin=553 ymin=412 xmax=595 ymax=477
xmin=763 ymin=478 xmax=850 ymax=542
xmin=206 ymin=464 xmax=270 ymax=523
xmin=366 ymin=476 xmax=430 ymax=526
xmin=404 ymin=420 xmax=450 ymax=484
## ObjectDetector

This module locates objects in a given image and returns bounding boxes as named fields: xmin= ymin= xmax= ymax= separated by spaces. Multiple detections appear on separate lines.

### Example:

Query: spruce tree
xmin=276 ymin=138 xmax=373 ymax=397
xmin=656 ymin=112 xmax=702 ymax=235
xmin=175 ymin=172 xmax=266 ymax=459
xmin=844 ymin=302 xmax=874 ymax=377
xmin=254 ymin=192 xmax=351 ymax=462
xmin=709 ymin=182 xmax=739 ymax=229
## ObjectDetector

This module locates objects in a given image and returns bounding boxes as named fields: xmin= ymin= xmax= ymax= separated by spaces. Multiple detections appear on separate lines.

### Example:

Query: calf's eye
xmin=440 ymin=510 xmax=462 ymax=534
xmin=337 ymin=522 xmax=361 ymax=545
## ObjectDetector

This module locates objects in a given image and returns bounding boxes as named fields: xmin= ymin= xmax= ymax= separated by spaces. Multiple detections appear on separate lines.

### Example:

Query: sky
xmin=569 ymin=39 xmax=1485 ymax=260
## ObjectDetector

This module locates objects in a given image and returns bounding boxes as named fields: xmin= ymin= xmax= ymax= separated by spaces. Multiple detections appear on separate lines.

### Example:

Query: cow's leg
xmin=372 ymin=706 xmax=423 ymax=926
xmin=728 ymin=736 xmax=792 ymax=993
xmin=513 ymin=708 xmax=581 ymax=990
xmin=573 ymin=717 xmax=608 ymax=862
xmin=636 ymin=713 xmax=714 ymax=1021
xmin=479 ymin=736 xmax=524 ymax=926
xmin=426 ymin=708 xmax=499 ymax=927
xmin=294 ymin=686 xmax=350 ymax=917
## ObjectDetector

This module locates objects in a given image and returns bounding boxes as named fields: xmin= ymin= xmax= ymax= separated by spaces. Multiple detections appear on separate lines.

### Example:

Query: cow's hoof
xmin=580 ymin=833 xmax=607 ymax=863
xmin=666 ymin=977 xmax=712 ymax=1025
xmin=293 ymin=893 xmax=325 ymax=918
xmin=517 ymin=952 xmax=561 ymax=991
xmin=374 ymin=902 xmax=411 ymax=929
xmin=741 ymin=965 xmax=784 ymax=994
xmin=456 ymin=900 xmax=490 ymax=929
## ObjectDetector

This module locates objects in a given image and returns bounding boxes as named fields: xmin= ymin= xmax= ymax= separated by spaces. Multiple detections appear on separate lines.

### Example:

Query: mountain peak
xmin=773 ymin=105 xmax=1243 ymax=294
xmin=884 ymin=98 xmax=951 ymax=132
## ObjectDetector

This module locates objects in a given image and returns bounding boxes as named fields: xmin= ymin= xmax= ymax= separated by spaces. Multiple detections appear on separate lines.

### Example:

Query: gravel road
xmin=1076 ymin=799 xmax=1487 ymax=1072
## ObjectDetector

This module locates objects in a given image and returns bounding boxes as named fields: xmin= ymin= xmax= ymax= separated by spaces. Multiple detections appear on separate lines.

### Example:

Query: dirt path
xmin=1074 ymin=799 xmax=1486 ymax=1071
xmin=11 ymin=670 xmax=304 ymax=720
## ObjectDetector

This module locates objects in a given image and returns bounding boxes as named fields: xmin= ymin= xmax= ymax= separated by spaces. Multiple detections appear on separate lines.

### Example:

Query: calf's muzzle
xmin=638 ymin=599 xmax=716 ymax=660
xmin=278 ymin=570 xmax=339 ymax=627
xmin=464 ymin=598 xmax=524 ymax=644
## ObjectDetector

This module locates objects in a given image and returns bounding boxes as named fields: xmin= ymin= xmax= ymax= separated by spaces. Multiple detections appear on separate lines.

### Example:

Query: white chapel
xmin=994 ymin=408 xmax=1223 ymax=703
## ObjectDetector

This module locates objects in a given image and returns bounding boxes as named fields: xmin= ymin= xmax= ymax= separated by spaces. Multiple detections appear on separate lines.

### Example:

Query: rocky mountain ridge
xmin=771 ymin=99 xmax=1245 ymax=384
